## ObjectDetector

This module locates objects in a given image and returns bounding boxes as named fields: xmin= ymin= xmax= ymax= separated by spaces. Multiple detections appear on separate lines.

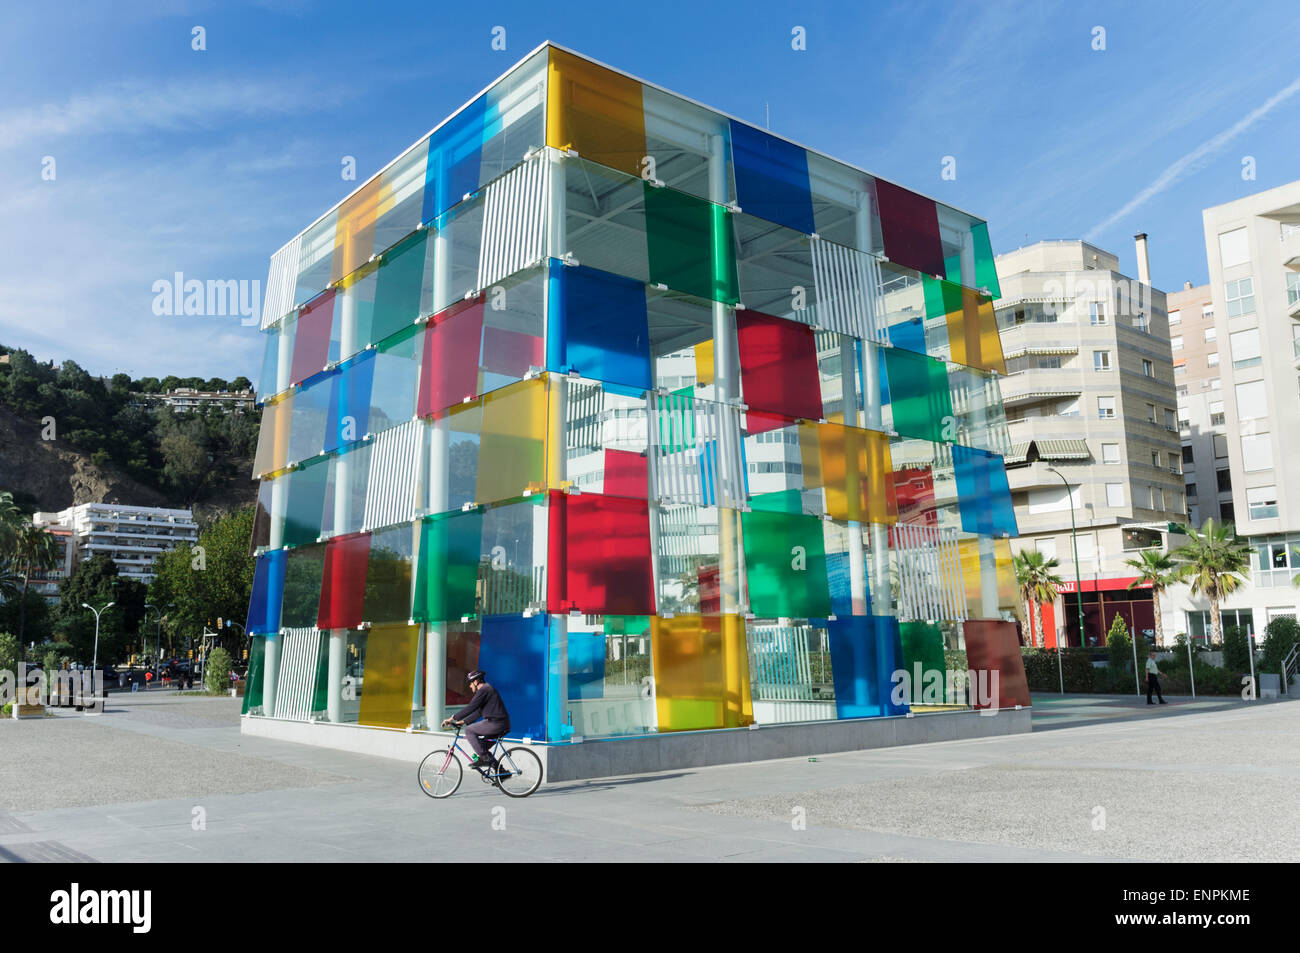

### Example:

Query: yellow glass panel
xmin=651 ymin=614 xmax=753 ymax=731
xmin=477 ymin=375 xmax=554 ymax=503
xmin=252 ymin=392 xmax=294 ymax=478
xmin=947 ymin=288 xmax=1006 ymax=375
xmin=799 ymin=421 xmax=897 ymax=524
xmin=357 ymin=623 xmax=420 ymax=729
xmin=694 ymin=339 xmax=715 ymax=386
xmin=995 ymin=537 xmax=1017 ymax=613
xmin=958 ymin=538 xmax=983 ymax=621
xmin=332 ymin=178 xmax=382 ymax=285
xmin=547 ymin=47 xmax=646 ymax=177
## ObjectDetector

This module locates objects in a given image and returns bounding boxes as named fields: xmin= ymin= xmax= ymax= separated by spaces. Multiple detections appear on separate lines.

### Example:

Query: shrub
xmin=1106 ymin=616 xmax=1132 ymax=673
xmin=1020 ymin=649 xmax=1095 ymax=693
xmin=1222 ymin=625 xmax=1250 ymax=673
xmin=1157 ymin=658 xmax=1245 ymax=696
xmin=42 ymin=650 xmax=59 ymax=673
xmin=204 ymin=648 xmax=233 ymax=693
xmin=1261 ymin=616 xmax=1300 ymax=676
xmin=0 ymin=632 xmax=17 ymax=675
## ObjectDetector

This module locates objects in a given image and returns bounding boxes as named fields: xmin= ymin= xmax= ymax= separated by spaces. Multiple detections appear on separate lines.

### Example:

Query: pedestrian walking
xmin=1146 ymin=650 xmax=1166 ymax=705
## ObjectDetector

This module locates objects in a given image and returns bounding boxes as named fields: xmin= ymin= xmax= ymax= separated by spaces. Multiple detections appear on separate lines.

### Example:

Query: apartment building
xmin=131 ymin=388 xmax=255 ymax=413
xmin=25 ymin=525 xmax=76 ymax=603
xmin=996 ymin=240 xmax=1185 ymax=646
xmin=34 ymin=502 xmax=199 ymax=583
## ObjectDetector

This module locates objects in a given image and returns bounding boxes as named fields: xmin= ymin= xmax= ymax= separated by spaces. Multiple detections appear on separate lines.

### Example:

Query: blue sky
xmin=3 ymin=0 xmax=1298 ymax=381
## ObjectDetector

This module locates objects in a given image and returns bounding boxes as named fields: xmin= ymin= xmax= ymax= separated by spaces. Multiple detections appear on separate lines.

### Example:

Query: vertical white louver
xmin=749 ymin=624 xmax=815 ymax=701
xmin=260 ymin=236 xmax=302 ymax=331
xmin=893 ymin=523 xmax=966 ymax=622
xmin=649 ymin=391 xmax=745 ymax=508
xmin=477 ymin=153 xmax=549 ymax=291
xmin=275 ymin=627 xmax=324 ymax=721
xmin=362 ymin=419 xmax=424 ymax=531
xmin=808 ymin=236 xmax=889 ymax=345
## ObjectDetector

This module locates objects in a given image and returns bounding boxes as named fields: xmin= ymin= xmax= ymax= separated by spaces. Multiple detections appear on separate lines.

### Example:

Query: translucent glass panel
xmin=288 ymin=371 xmax=331 ymax=464
xmin=319 ymin=442 xmax=373 ymax=539
xmin=479 ymin=613 xmax=548 ymax=739
xmin=317 ymin=532 xmax=369 ymax=629
xmin=422 ymin=90 xmax=493 ymax=227
xmin=971 ymin=222 xmax=1001 ymax=299
xmin=898 ymin=620 xmax=948 ymax=706
xmin=642 ymin=85 xmax=730 ymax=203
xmin=549 ymin=261 xmax=651 ymax=392
xmin=250 ymin=479 xmax=273 ymax=554
xmin=875 ymin=179 xmax=944 ymax=278
xmin=644 ymin=183 xmax=739 ymax=305
xmin=362 ymin=524 xmax=415 ymax=625
xmin=282 ymin=457 xmax=330 ymax=547
xmin=799 ymin=421 xmax=898 ymax=524
xmin=736 ymin=311 xmax=821 ymax=423
xmin=963 ymin=619 xmax=1030 ymax=709
xmin=281 ymin=544 xmax=326 ymax=629
xmin=827 ymin=615 xmax=908 ymax=718
xmin=958 ymin=537 xmax=1018 ymax=619
xmin=367 ymin=325 xmax=422 ymax=435
xmin=745 ymin=621 xmax=836 ymax=725
xmin=439 ymin=375 xmax=556 ymax=507
xmin=741 ymin=508 xmax=831 ymax=618
xmin=290 ymin=290 xmax=335 ymax=386
xmin=412 ymin=509 xmax=483 ymax=623
xmin=243 ymin=636 xmax=265 ymax=715
xmin=882 ymin=346 xmax=954 ymax=444
xmin=562 ymin=616 xmax=656 ymax=737
xmin=547 ymin=491 xmax=654 ymax=615
xmin=252 ymin=394 xmax=293 ymax=478
xmin=366 ymin=229 xmax=428 ymax=347
xmin=952 ymin=444 xmax=1018 ymax=537
xmin=479 ymin=497 xmax=547 ymax=615
xmin=655 ymin=502 xmax=743 ymax=615
xmin=246 ymin=549 xmax=286 ymax=636
xmin=419 ymin=297 xmax=484 ymax=416
xmin=947 ymin=365 xmax=1011 ymax=456
xmin=547 ymin=47 xmax=646 ymax=177
xmin=650 ymin=614 xmax=753 ymax=731
xmin=877 ymin=261 xmax=928 ymax=355
xmin=728 ymin=120 xmax=815 ymax=235
xmin=926 ymin=277 xmax=1005 ymax=374
xmin=324 ymin=353 xmax=375 ymax=453
xmin=806 ymin=153 xmax=882 ymax=254
xmin=356 ymin=623 xmax=419 ymax=729
xmin=257 ymin=319 xmax=291 ymax=402
xmin=600 ymin=448 xmax=648 ymax=499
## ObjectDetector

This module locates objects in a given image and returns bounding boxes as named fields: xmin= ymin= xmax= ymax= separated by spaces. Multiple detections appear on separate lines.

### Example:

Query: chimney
xmin=1134 ymin=232 xmax=1151 ymax=285
xmin=1184 ymin=280 xmax=1193 ymax=290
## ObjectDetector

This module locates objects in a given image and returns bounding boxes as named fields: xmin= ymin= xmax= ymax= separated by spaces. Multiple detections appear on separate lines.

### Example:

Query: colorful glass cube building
xmin=242 ymin=43 xmax=1030 ymax=748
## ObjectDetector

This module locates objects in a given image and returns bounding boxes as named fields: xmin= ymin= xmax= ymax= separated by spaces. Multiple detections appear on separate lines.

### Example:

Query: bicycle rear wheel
xmin=494 ymin=745 xmax=543 ymax=798
xmin=418 ymin=749 xmax=462 ymax=799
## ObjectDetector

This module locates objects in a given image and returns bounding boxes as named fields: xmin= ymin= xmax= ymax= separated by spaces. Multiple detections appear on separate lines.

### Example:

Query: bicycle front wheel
xmin=495 ymin=745 xmax=543 ymax=798
xmin=418 ymin=749 xmax=462 ymax=799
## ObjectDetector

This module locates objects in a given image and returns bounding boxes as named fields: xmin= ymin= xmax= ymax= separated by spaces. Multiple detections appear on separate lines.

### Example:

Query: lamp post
xmin=1047 ymin=468 xmax=1086 ymax=649
xmin=144 ymin=602 xmax=175 ymax=678
xmin=82 ymin=601 xmax=114 ymax=694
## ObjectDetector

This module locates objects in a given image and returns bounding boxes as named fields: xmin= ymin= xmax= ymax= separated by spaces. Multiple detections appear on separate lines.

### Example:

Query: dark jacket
xmin=453 ymin=682 xmax=510 ymax=728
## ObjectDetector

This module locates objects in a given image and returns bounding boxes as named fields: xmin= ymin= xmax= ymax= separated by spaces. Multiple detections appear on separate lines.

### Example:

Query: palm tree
xmin=0 ymin=490 xmax=22 ymax=555
xmin=1172 ymin=519 xmax=1250 ymax=646
xmin=1014 ymin=550 xmax=1063 ymax=647
xmin=11 ymin=522 xmax=59 ymax=641
xmin=0 ymin=558 xmax=20 ymax=603
xmin=1124 ymin=549 xmax=1182 ymax=648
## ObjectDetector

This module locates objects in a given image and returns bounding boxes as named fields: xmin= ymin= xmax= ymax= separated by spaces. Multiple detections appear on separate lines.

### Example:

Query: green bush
xmin=1222 ymin=625 xmax=1250 ymax=673
xmin=204 ymin=647 xmax=233 ymax=693
xmin=1106 ymin=616 xmax=1132 ymax=673
xmin=0 ymin=632 xmax=17 ymax=675
xmin=42 ymin=650 xmax=59 ymax=673
xmin=1261 ymin=616 xmax=1300 ymax=676
xmin=1020 ymin=649 xmax=1095 ymax=693
xmin=1157 ymin=658 xmax=1245 ymax=696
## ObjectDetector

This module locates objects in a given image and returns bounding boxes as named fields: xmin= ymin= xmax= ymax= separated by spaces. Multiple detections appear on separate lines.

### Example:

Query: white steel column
xmin=546 ymin=146 xmax=570 ymax=737
xmin=426 ymin=213 xmax=452 ymax=731
xmin=840 ymin=335 xmax=869 ymax=616
xmin=263 ymin=318 xmax=294 ymax=717
xmin=857 ymin=193 xmax=892 ymax=617
xmin=328 ymin=288 xmax=358 ymax=722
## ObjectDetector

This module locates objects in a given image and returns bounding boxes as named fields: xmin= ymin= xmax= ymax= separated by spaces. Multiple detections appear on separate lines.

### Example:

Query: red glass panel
xmin=291 ymin=290 xmax=336 ymax=386
xmin=547 ymin=491 xmax=654 ymax=616
xmin=316 ymin=531 xmax=371 ymax=629
xmin=417 ymin=297 xmax=484 ymax=418
xmin=962 ymin=619 xmax=1031 ymax=710
xmin=875 ymin=180 xmax=944 ymax=278
xmin=482 ymin=325 xmax=544 ymax=378
xmin=602 ymin=448 xmax=647 ymax=499
xmin=891 ymin=464 xmax=937 ymax=539
xmin=736 ymin=311 xmax=822 ymax=424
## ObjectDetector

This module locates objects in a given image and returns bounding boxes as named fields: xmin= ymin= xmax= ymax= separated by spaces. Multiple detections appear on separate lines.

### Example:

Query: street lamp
xmin=82 ymin=602 xmax=115 ymax=693
xmin=1046 ymin=467 xmax=1086 ymax=649
xmin=144 ymin=602 xmax=176 ymax=681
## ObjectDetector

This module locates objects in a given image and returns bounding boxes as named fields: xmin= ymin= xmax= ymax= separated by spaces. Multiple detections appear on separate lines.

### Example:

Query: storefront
xmin=1042 ymin=577 xmax=1155 ymax=648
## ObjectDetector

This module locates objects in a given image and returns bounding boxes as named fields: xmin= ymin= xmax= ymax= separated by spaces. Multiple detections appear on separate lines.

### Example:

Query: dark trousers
xmin=1147 ymin=674 xmax=1165 ymax=703
xmin=465 ymin=719 xmax=509 ymax=760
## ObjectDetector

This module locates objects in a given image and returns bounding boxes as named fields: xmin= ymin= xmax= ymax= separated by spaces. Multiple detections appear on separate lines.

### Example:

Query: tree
xmin=229 ymin=376 xmax=253 ymax=393
xmin=0 ymin=632 xmax=17 ymax=676
xmin=54 ymin=555 xmax=147 ymax=664
xmin=1013 ymin=550 xmax=1062 ymax=647
xmin=11 ymin=522 xmax=59 ymax=642
xmin=1107 ymin=614 xmax=1131 ymax=670
xmin=0 ymin=490 xmax=22 ymax=554
xmin=1124 ymin=549 xmax=1182 ymax=648
xmin=1261 ymin=616 xmax=1300 ymax=677
xmin=1172 ymin=519 xmax=1250 ymax=646
xmin=204 ymin=647 xmax=233 ymax=693
xmin=1223 ymin=625 xmax=1250 ymax=673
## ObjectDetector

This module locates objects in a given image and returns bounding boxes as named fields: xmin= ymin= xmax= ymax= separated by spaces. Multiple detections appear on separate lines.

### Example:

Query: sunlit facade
xmin=241 ymin=43 xmax=1029 ymax=743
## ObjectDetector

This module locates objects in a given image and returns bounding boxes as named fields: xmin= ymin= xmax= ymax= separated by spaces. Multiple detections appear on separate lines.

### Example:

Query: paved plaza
xmin=1 ymin=692 xmax=1296 ymax=862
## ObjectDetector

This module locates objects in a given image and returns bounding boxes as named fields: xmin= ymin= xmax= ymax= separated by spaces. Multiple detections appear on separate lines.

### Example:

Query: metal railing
xmin=1282 ymin=644 xmax=1299 ymax=695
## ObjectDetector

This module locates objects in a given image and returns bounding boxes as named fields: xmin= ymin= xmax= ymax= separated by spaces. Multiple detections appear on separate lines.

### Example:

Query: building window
xmin=1182 ymin=445 xmax=1194 ymax=464
xmin=1093 ymin=350 xmax=1111 ymax=371
xmin=1202 ymin=306 xmax=1214 ymax=320
xmin=1164 ymin=408 xmax=1176 ymax=429
xmin=1102 ymin=443 xmax=1120 ymax=464
xmin=1225 ymin=277 xmax=1256 ymax=318
xmin=1134 ymin=312 xmax=1150 ymax=333
xmin=1216 ymin=468 xmax=1232 ymax=492
xmin=1209 ymin=400 xmax=1225 ymax=427
xmin=1218 ymin=228 xmax=1251 ymax=269
xmin=1230 ymin=328 xmax=1261 ymax=369
xmin=1153 ymin=487 xmax=1164 ymax=510
xmin=1207 ymin=352 xmax=1220 ymax=367
xmin=1146 ymin=403 xmax=1157 ymax=423
xmin=1035 ymin=538 xmax=1057 ymax=560
xmin=1106 ymin=483 xmax=1125 ymax=507
xmin=1168 ymin=452 xmax=1180 ymax=472
xmin=1235 ymin=380 xmax=1268 ymax=420
xmin=1170 ymin=335 xmax=1183 ymax=350
xmin=1098 ymin=396 xmax=1116 ymax=419
xmin=1169 ymin=309 xmax=1182 ymax=325
xmin=1221 ymin=501 xmax=1235 ymax=524
xmin=1187 ymin=482 xmax=1198 ymax=499
xmin=1123 ymin=527 xmax=1162 ymax=550
xmin=1241 ymin=433 xmax=1273 ymax=472
xmin=1090 ymin=302 xmax=1107 ymax=325
xmin=1247 ymin=486 xmax=1278 ymax=520
xmin=1176 ymin=384 xmax=1189 ymax=397
xmin=1174 ymin=362 xmax=1187 ymax=376
xmin=1288 ymin=272 xmax=1300 ymax=307
xmin=1142 ymin=359 xmax=1154 ymax=377
xmin=1205 ymin=327 xmax=1217 ymax=343
xmin=1037 ymin=356 xmax=1062 ymax=369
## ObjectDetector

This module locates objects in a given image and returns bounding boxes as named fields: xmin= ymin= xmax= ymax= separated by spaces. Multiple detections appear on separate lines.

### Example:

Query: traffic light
xmin=217 ymin=617 xmax=223 ymax=629
xmin=188 ymin=650 xmax=194 ymax=659
xmin=242 ymin=649 xmax=248 ymax=660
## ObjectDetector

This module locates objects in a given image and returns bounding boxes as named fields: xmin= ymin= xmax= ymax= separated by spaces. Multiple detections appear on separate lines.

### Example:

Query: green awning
xmin=1007 ymin=439 xmax=1091 ymax=464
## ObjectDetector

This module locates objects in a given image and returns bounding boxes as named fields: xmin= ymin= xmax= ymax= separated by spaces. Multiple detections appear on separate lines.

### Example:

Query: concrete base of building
xmin=240 ymin=706 xmax=1033 ymax=783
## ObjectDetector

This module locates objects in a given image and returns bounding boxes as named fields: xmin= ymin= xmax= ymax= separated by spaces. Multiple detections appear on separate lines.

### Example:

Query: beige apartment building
xmin=995 ymin=240 xmax=1185 ymax=647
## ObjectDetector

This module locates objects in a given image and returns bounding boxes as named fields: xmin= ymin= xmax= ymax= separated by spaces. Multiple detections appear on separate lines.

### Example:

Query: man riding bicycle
xmin=441 ymin=670 xmax=510 ymax=774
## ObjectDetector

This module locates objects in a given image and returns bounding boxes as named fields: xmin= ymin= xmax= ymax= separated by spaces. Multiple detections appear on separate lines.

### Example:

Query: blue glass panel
xmin=728 ymin=121 xmax=815 ymax=235
xmin=825 ymin=550 xmax=871 ymax=618
xmin=477 ymin=612 xmax=548 ymax=740
xmin=567 ymin=629 xmax=605 ymax=700
xmin=890 ymin=317 xmax=927 ymax=355
xmin=422 ymin=94 xmax=496 ymax=227
xmin=246 ymin=549 xmax=287 ymax=635
xmin=324 ymin=352 xmax=375 ymax=453
xmin=952 ymin=444 xmax=1018 ymax=537
xmin=289 ymin=369 xmax=333 ymax=464
xmin=548 ymin=261 xmax=651 ymax=392
xmin=827 ymin=615 xmax=909 ymax=718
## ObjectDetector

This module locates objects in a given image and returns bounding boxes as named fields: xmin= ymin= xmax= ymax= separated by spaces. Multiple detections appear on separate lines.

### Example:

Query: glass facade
xmin=245 ymin=44 xmax=1027 ymax=742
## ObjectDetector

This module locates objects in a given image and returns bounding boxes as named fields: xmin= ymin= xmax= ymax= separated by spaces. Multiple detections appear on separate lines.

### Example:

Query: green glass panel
xmin=281 ymin=544 xmax=326 ymax=629
xmin=740 ymin=509 xmax=831 ymax=618
xmin=883 ymin=347 xmax=953 ymax=444
xmin=413 ymin=509 xmax=484 ymax=622
xmin=368 ymin=324 xmax=423 ymax=436
xmin=922 ymin=275 xmax=963 ymax=320
xmin=944 ymin=253 xmax=962 ymax=285
xmin=749 ymin=488 xmax=804 ymax=514
xmin=369 ymin=230 xmax=429 ymax=347
xmin=971 ymin=222 xmax=1001 ymax=299
xmin=363 ymin=524 xmax=415 ymax=625
xmin=310 ymin=631 xmax=329 ymax=716
xmin=898 ymin=620 xmax=948 ymax=705
xmin=242 ymin=636 xmax=265 ymax=714
xmin=644 ymin=182 xmax=738 ymax=304
xmin=282 ymin=457 xmax=330 ymax=547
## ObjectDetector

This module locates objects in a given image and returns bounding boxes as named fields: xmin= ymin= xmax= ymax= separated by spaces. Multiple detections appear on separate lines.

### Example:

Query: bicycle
xmin=418 ymin=726 xmax=543 ymax=799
